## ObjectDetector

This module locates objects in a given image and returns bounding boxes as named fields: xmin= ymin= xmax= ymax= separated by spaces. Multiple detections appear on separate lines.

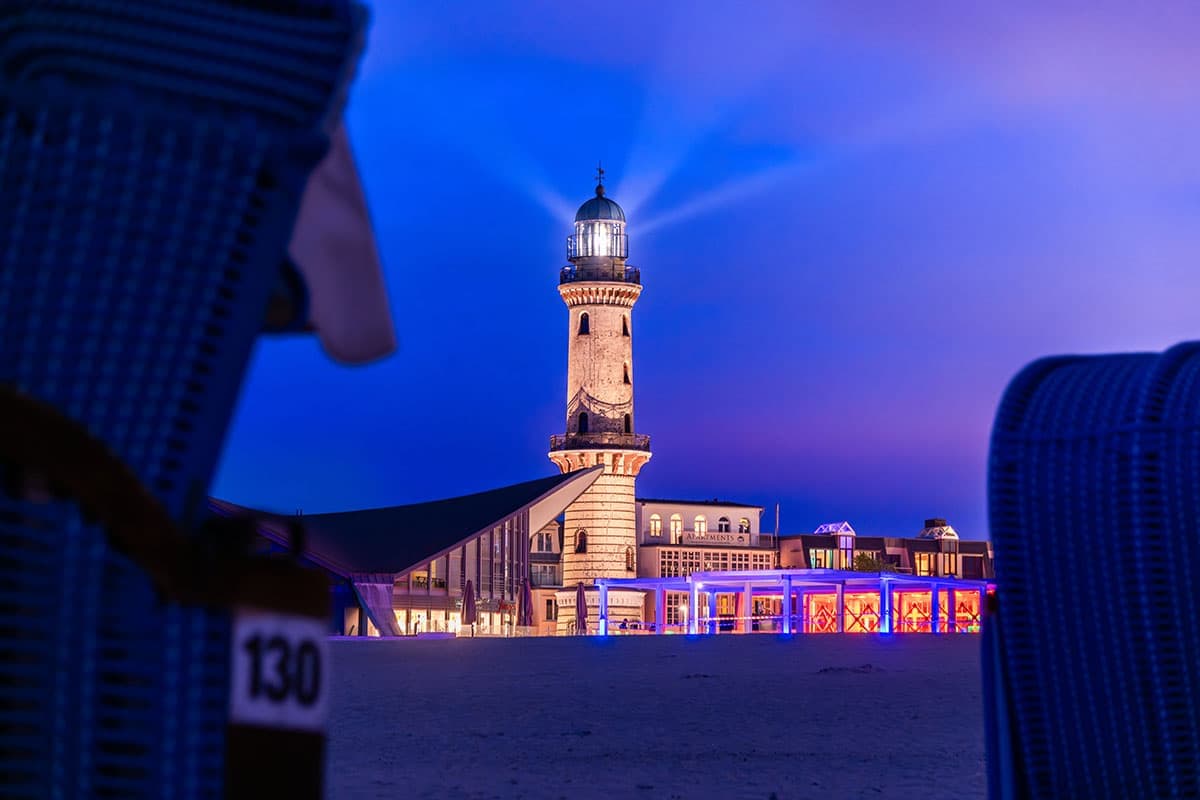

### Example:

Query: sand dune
xmin=326 ymin=635 xmax=985 ymax=799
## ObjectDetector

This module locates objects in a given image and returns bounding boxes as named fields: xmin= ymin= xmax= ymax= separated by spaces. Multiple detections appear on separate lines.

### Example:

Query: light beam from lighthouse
xmin=550 ymin=170 xmax=651 ymax=634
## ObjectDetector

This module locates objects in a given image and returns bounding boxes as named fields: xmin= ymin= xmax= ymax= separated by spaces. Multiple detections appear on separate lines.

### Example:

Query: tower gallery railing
xmin=560 ymin=265 xmax=641 ymax=284
xmin=550 ymin=432 xmax=651 ymax=451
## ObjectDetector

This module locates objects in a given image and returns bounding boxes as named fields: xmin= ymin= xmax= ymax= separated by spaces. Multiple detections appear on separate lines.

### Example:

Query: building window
xmin=578 ymin=312 xmax=590 ymax=335
xmin=738 ymin=517 xmax=751 ymax=533
xmin=578 ymin=412 xmax=588 ymax=434
xmin=693 ymin=516 xmax=707 ymax=537
xmin=622 ymin=315 xmax=630 ymax=336
xmin=533 ymin=532 xmax=553 ymax=552
xmin=669 ymin=514 xmax=682 ymax=543
xmin=649 ymin=513 xmax=662 ymax=537
xmin=623 ymin=363 xmax=630 ymax=384
xmin=545 ymin=599 xmax=556 ymax=621
xmin=941 ymin=552 xmax=958 ymax=576
xmin=623 ymin=413 xmax=631 ymax=434
xmin=625 ymin=546 xmax=635 ymax=572
xmin=575 ymin=529 xmax=588 ymax=554
xmin=717 ymin=516 xmax=731 ymax=533
xmin=810 ymin=548 xmax=832 ymax=569
xmin=915 ymin=552 xmax=933 ymax=576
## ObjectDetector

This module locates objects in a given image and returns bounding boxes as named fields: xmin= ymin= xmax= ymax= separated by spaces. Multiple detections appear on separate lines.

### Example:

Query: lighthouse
xmin=550 ymin=167 xmax=651 ymax=633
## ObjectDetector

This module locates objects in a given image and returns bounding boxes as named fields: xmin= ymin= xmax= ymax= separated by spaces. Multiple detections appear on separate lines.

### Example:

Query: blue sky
xmin=213 ymin=2 xmax=1200 ymax=538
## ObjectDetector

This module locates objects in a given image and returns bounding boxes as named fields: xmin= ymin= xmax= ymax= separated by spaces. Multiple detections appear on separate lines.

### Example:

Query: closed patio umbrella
xmin=518 ymin=578 xmax=534 ymax=628
xmin=575 ymin=581 xmax=588 ymax=635
xmin=462 ymin=580 xmax=478 ymax=637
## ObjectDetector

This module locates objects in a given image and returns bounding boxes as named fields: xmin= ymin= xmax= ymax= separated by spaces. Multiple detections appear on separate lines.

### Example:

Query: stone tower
xmin=550 ymin=170 xmax=650 ymax=633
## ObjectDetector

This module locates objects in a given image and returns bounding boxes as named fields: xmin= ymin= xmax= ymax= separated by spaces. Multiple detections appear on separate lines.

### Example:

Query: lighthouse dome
xmin=574 ymin=186 xmax=626 ymax=223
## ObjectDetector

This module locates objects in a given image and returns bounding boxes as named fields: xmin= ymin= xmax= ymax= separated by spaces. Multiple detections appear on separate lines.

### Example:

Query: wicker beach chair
xmin=986 ymin=343 xmax=1200 ymax=799
xmin=0 ymin=1 xmax=368 ymax=796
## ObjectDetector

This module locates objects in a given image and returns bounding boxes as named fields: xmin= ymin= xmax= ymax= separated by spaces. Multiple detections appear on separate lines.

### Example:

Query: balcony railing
xmin=560 ymin=265 xmax=641 ymax=285
xmin=550 ymin=432 xmax=651 ymax=452
xmin=530 ymin=570 xmax=561 ymax=588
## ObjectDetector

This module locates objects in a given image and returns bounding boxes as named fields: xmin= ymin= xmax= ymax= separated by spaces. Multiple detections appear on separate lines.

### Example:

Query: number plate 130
xmin=230 ymin=609 xmax=329 ymax=732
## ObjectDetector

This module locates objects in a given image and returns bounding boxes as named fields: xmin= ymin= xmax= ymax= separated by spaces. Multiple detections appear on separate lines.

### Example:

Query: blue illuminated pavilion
xmin=595 ymin=569 xmax=991 ymax=637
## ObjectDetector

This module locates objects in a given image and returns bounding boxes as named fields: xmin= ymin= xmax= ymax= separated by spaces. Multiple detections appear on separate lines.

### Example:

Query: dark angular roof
xmin=636 ymin=498 xmax=763 ymax=510
xmin=212 ymin=472 xmax=588 ymax=578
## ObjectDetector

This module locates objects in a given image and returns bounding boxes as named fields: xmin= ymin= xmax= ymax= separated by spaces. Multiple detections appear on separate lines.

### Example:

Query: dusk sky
xmin=213 ymin=3 xmax=1200 ymax=538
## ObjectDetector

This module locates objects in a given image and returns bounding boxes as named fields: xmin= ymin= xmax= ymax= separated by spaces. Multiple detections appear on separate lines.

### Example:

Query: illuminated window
xmin=622 ymin=316 xmax=630 ymax=336
xmin=578 ymin=312 xmax=590 ymax=335
xmin=844 ymin=592 xmax=881 ymax=633
xmin=575 ymin=530 xmax=587 ymax=554
xmin=940 ymin=539 xmax=959 ymax=576
xmin=738 ymin=517 xmax=751 ymax=533
xmin=694 ymin=516 xmax=707 ymax=536
xmin=578 ymin=412 xmax=588 ymax=434
xmin=953 ymin=590 xmax=982 ymax=633
xmin=717 ymin=517 xmax=731 ymax=533
xmin=625 ymin=547 xmax=635 ymax=572
xmin=623 ymin=363 xmax=630 ymax=384
xmin=914 ymin=552 xmax=933 ymax=576
xmin=805 ymin=593 xmax=838 ymax=633
xmin=809 ymin=548 xmax=833 ymax=568
xmin=649 ymin=514 xmax=662 ymax=537
xmin=623 ymin=413 xmax=631 ymax=434
xmin=669 ymin=514 xmax=682 ymax=543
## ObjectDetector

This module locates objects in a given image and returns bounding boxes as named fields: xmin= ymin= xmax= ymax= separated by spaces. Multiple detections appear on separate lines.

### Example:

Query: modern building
xmin=211 ymin=468 xmax=603 ymax=637
xmin=778 ymin=518 xmax=994 ymax=580
xmin=547 ymin=170 xmax=650 ymax=633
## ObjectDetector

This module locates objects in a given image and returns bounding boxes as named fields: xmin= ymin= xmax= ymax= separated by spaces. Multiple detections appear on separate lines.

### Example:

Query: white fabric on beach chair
xmin=289 ymin=123 xmax=396 ymax=365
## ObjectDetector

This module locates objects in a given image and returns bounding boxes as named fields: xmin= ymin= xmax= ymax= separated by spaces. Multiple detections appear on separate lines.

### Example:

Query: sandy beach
xmin=326 ymin=635 xmax=985 ymax=799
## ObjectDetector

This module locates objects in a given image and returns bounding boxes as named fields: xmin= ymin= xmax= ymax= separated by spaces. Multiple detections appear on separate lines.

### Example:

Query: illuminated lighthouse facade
xmin=550 ymin=171 xmax=650 ymax=633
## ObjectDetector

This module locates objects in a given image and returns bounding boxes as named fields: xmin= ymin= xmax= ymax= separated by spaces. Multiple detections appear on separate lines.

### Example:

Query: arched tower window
xmin=718 ymin=517 xmax=731 ymax=533
xmin=738 ymin=517 xmax=751 ymax=533
xmin=649 ymin=513 xmax=662 ymax=537
xmin=669 ymin=514 xmax=682 ymax=543
xmin=625 ymin=546 xmax=635 ymax=572
xmin=578 ymin=412 xmax=589 ymax=434
xmin=694 ymin=516 xmax=708 ymax=537
xmin=578 ymin=312 xmax=590 ymax=335
xmin=622 ymin=315 xmax=630 ymax=337
xmin=623 ymin=413 xmax=631 ymax=434
xmin=574 ymin=529 xmax=588 ymax=553
xmin=623 ymin=363 xmax=630 ymax=384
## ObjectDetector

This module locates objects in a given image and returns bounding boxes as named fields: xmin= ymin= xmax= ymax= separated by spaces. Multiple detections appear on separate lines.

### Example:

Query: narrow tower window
xmin=649 ymin=513 xmax=662 ymax=537
xmin=623 ymin=413 xmax=631 ymax=434
xmin=622 ymin=316 xmax=630 ymax=337
xmin=718 ymin=516 xmax=731 ymax=533
xmin=575 ymin=529 xmax=588 ymax=554
xmin=738 ymin=517 xmax=751 ymax=533
xmin=578 ymin=312 xmax=590 ymax=335
xmin=669 ymin=514 xmax=682 ymax=543
xmin=623 ymin=363 xmax=630 ymax=384
xmin=578 ymin=412 xmax=589 ymax=434
xmin=625 ymin=546 xmax=635 ymax=572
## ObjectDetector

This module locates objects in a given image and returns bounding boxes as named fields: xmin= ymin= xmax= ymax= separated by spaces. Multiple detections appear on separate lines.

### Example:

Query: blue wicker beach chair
xmin=0 ymin=1 xmax=368 ymax=796
xmin=986 ymin=342 xmax=1200 ymax=799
